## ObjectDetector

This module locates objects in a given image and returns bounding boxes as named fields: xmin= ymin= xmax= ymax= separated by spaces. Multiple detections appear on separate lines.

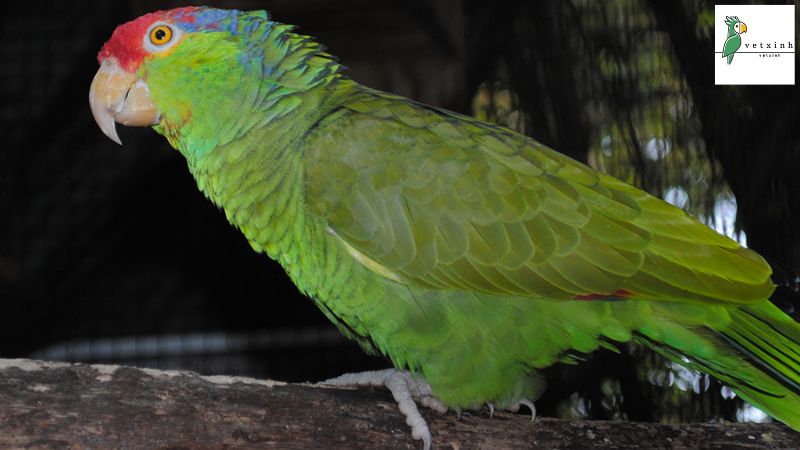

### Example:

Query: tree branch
xmin=0 ymin=359 xmax=796 ymax=449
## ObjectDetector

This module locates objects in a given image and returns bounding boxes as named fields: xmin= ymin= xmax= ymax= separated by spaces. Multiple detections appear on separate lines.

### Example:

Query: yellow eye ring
xmin=149 ymin=25 xmax=173 ymax=46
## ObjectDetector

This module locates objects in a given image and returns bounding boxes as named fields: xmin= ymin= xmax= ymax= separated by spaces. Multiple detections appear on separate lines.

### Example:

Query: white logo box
xmin=714 ymin=4 xmax=795 ymax=85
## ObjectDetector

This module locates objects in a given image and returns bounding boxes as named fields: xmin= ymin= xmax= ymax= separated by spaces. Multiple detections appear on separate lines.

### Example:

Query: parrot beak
xmin=740 ymin=23 xmax=747 ymax=33
xmin=89 ymin=59 xmax=160 ymax=145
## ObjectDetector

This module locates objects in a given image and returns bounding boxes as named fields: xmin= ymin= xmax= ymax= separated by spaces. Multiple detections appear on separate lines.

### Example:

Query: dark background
xmin=1 ymin=0 xmax=798 ymax=424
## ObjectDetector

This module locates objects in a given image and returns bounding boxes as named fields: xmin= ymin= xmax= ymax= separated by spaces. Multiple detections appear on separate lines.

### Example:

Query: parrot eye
xmin=143 ymin=22 xmax=183 ymax=53
xmin=734 ymin=23 xmax=740 ymax=32
xmin=150 ymin=25 xmax=172 ymax=45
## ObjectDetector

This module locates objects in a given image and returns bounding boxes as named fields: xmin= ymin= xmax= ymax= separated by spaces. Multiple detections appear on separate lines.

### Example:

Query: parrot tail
xmin=637 ymin=301 xmax=800 ymax=430
xmin=716 ymin=303 xmax=800 ymax=429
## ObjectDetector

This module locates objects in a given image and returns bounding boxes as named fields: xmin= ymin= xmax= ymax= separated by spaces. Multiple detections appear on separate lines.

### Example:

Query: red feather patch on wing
xmin=574 ymin=289 xmax=632 ymax=301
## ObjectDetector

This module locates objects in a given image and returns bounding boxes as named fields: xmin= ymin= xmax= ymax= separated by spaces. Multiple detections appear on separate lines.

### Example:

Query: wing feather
xmin=304 ymin=88 xmax=774 ymax=305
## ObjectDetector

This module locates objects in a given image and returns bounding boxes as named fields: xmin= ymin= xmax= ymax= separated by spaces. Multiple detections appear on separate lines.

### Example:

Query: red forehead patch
xmin=97 ymin=7 xmax=200 ymax=72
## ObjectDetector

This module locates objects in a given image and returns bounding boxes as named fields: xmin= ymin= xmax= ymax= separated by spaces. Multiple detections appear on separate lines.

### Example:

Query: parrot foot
xmin=485 ymin=400 xmax=535 ymax=420
xmin=320 ymin=369 xmax=447 ymax=450
xmin=507 ymin=398 xmax=537 ymax=421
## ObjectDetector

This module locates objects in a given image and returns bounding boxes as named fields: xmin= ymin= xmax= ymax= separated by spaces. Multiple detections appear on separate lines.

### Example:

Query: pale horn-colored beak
xmin=89 ymin=59 xmax=160 ymax=145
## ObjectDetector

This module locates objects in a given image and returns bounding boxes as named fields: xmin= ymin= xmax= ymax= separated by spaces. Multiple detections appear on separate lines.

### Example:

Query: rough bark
xmin=0 ymin=359 xmax=797 ymax=449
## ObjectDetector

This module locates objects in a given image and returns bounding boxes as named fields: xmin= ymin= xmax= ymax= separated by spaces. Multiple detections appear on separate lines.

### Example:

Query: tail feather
xmin=719 ymin=304 xmax=800 ymax=428
xmin=637 ymin=301 xmax=800 ymax=430
xmin=722 ymin=308 xmax=800 ymax=389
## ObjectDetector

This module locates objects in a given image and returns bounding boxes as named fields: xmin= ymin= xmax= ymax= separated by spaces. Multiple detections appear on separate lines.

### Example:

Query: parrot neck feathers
xmin=247 ymin=19 xmax=345 ymax=92
xmin=152 ymin=14 xmax=345 ymax=162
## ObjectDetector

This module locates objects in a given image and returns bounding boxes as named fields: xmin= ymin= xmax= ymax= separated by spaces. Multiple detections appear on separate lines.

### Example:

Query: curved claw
xmin=507 ymin=398 xmax=537 ymax=422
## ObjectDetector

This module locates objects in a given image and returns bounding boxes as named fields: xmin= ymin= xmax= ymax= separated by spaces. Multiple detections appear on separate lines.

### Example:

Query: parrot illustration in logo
xmin=723 ymin=16 xmax=747 ymax=64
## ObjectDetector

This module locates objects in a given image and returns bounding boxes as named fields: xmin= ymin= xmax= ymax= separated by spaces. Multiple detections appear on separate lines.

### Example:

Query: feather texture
xmin=100 ymin=7 xmax=800 ymax=430
xmin=305 ymin=88 xmax=773 ymax=305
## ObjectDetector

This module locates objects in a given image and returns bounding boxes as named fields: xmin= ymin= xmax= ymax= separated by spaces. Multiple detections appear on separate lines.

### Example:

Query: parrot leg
xmin=320 ymin=369 xmax=447 ymax=450
xmin=506 ymin=398 xmax=537 ymax=422
xmin=487 ymin=402 xmax=495 ymax=418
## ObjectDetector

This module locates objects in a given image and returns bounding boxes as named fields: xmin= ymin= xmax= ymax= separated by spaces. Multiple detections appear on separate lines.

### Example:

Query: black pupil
xmin=155 ymin=28 xmax=167 ymax=41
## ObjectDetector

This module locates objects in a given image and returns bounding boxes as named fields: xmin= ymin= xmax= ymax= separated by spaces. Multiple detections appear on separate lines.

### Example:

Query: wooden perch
xmin=0 ymin=359 xmax=797 ymax=449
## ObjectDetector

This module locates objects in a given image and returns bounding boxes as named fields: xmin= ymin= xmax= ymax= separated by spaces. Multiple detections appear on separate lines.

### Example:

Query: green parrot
xmin=89 ymin=7 xmax=799 ymax=448
xmin=723 ymin=16 xmax=747 ymax=64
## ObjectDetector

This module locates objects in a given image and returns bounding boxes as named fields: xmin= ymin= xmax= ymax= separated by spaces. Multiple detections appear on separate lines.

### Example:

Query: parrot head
xmin=724 ymin=16 xmax=747 ymax=36
xmin=89 ymin=7 xmax=337 ymax=156
xmin=90 ymin=7 xmax=244 ymax=146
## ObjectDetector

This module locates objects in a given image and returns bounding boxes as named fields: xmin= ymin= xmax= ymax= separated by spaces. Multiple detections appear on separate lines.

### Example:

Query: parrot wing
xmin=304 ymin=87 xmax=773 ymax=305
xmin=723 ymin=35 xmax=741 ymax=58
